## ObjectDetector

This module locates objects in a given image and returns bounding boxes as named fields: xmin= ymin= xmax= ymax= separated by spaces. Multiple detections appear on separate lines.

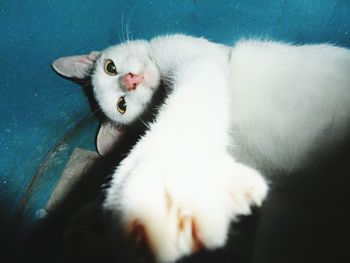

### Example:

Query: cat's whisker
xmin=117 ymin=31 xmax=123 ymax=44
xmin=126 ymin=28 xmax=132 ymax=43
xmin=117 ymin=21 xmax=123 ymax=44
xmin=121 ymin=11 xmax=127 ymax=43
xmin=84 ymin=107 xmax=103 ymax=122
xmin=127 ymin=30 xmax=134 ymax=42
xmin=125 ymin=4 xmax=137 ymax=42
xmin=138 ymin=117 xmax=151 ymax=130
xmin=118 ymin=11 xmax=124 ymax=43
xmin=125 ymin=20 xmax=130 ymax=43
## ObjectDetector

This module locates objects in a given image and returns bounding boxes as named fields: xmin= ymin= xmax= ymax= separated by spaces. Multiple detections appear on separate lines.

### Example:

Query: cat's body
xmin=53 ymin=34 xmax=350 ymax=262
xmin=229 ymin=40 xmax=350 ymax=173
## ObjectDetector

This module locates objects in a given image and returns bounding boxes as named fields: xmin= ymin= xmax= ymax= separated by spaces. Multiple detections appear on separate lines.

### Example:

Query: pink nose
xmin=123 ymin=73 xmax=144 ymax=91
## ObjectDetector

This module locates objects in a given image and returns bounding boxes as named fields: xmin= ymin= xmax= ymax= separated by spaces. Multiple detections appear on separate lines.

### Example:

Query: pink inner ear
xmin=52 ymin=51 xmax=100 ymax=79
xmin=96 ymin=122 xmax=126 ymax=156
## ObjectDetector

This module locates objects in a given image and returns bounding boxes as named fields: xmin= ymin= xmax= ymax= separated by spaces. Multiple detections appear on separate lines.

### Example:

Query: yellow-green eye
xmin=117 ymin=96 xmax=126 ymax=114
xmin=104 ymin=59 xmax=117 ymax=75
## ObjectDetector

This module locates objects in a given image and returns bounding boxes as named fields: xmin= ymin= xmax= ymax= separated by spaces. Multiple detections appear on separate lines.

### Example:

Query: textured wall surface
xmin=0 ymin=0 xmax=349 ymax=258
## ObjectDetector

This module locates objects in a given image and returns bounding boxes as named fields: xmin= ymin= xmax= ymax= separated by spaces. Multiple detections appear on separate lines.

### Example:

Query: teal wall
xmin=0 ymin=0 xmax=349 ymax=249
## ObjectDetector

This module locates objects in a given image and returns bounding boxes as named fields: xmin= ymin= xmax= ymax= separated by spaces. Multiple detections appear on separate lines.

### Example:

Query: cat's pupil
xmin=107 ymin=63 xmax=116 ymax=73
xmin=117 ymin=96 xmax=127 ymax=114
xmin=104 ymin=59 xmax=117 ymax=75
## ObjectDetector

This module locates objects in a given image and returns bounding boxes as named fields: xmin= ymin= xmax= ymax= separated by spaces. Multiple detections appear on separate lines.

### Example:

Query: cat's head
xmin=52 ymin=40 xmax=161 ymax=125
xmin=53 ymin=41 xmax=161 ymax=155
xmin=93 ymin=41 xmax=161 ymax=125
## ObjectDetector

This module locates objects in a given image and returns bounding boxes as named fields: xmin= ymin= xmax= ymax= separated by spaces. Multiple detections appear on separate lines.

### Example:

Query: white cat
xmin=53 ymin=34 xmax=350 ymax=262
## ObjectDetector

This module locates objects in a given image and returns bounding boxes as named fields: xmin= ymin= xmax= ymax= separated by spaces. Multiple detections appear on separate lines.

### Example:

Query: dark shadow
xmin=0 ymin=206 xmax=21 ymax=263
xmin=18 ymin=118 xmax=350 ymax=263
xmin=252 ymin=135 xmax=350 ymax=263
xmin=17 ymin=74 xmax=350 ymax=263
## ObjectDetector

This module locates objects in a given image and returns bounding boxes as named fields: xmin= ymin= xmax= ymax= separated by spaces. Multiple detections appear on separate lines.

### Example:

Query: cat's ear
xmin=96 ymin=121 xmax=126 ymax=156
xmin=52 ymin=51 xmax=101 ymax=79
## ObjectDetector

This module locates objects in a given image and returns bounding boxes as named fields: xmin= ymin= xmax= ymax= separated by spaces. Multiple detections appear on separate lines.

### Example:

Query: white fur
xmin=92 ymin=40 xmax=161 ymax=125
xmin=54 ymin=34 xmax=350 ymax=262
xmin=101 ymin=35 xmax=350 ymax=262
xmin=103 ymin=35 xmax=264 ymax=262
xmin=229 ymin=40 xmax=350 ymax=173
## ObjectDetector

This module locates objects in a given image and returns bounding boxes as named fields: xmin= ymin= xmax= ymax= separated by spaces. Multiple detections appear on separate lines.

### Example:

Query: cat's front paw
xmin=104 ymin=155 xmax=268 ymax=262
xmin=226 ymin=162 xmax=269 ymax=215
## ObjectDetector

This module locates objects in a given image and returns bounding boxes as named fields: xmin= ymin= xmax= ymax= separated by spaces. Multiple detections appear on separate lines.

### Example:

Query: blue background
xmin=0 ymin=0 xmax=349 ymax=251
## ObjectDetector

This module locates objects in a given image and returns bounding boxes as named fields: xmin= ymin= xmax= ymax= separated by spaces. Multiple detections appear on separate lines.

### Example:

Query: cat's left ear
xmin=52 ymin=51 xmax=101 ymax=79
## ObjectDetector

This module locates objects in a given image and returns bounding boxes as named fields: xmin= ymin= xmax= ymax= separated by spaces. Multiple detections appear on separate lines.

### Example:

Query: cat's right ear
xmin=96 ymin=121 xmax=126 ymax=156
xmin=52 ymin=51 xmax=101 ymax=79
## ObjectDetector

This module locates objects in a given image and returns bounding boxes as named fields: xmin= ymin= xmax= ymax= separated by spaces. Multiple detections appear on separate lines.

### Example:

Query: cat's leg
xmin=103 ymin=56 xmax=268 ymax=262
